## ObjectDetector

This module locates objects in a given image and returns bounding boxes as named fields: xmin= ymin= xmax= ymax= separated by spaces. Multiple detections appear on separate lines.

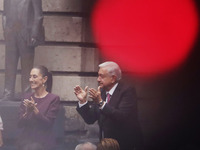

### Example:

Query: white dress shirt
xmin=101 ymin=83 xmax=118 ymax=109
xmin=0 ymin=116 xmax=3 ymax=130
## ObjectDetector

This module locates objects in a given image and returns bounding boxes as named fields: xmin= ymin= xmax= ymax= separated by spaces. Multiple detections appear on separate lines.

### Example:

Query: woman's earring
xmin=42 ymin=83 xmax=45 ymax=87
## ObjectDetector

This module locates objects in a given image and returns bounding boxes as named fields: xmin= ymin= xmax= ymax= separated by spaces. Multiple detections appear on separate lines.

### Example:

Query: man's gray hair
xmin=75 ymin=142 xmax=97 ymax=150
xmin=99 ymin=61 xmax=121 ymax=81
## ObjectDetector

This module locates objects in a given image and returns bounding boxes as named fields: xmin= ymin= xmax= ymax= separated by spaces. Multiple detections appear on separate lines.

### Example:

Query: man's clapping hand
xmin=74 ymin=85 xmax=88 ymax=104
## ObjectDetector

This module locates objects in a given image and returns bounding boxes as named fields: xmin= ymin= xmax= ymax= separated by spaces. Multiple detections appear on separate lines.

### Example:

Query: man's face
xmin=97 ymin=67 xmax=116 ymax=91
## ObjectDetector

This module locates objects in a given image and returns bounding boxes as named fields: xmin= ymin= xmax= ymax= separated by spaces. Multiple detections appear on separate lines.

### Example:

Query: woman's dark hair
xmin=33 ymin=65 xmax=53 ymax=93
xmin=97 ymin=138 xmax=120 ymax=150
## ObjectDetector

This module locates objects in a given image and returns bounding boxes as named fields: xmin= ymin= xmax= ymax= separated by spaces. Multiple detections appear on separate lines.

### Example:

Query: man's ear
xmin=111 ymin=75 xmax=117 ymax=83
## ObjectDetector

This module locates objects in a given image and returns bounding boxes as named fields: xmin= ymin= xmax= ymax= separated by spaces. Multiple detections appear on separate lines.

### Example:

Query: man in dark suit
xmin=74 ymin=61 xmax=143 ymax=150
xmin=0 ymin=0 xmax=44 ymax=101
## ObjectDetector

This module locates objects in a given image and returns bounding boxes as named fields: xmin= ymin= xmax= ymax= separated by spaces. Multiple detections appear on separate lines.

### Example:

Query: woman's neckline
xmin=33 ymin=92 xmax=49 ymax=99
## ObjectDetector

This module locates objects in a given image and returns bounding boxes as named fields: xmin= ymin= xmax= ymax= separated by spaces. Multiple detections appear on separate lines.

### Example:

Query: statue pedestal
xmin=0 ymin=101 xmax=20 ymax=140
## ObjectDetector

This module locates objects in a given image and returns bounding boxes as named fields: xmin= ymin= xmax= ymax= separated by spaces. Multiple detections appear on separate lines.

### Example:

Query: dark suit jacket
xmin=3 ymin=0 xmax=44 ymax=46
xmin=77 ymin=82 xmax=143 ymax=150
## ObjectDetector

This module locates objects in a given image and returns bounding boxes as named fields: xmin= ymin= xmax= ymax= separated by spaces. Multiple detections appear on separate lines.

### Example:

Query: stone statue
xmin=0 ymin=0 xmax=45 ymax=101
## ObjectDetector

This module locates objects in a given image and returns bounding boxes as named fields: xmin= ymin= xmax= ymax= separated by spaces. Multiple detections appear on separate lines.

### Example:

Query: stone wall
xmin=0 ymin=0 xmax=99 ymax=149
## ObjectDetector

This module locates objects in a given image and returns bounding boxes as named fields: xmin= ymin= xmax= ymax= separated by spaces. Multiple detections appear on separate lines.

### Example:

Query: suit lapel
xmin=108 ymin=83 xmax=121 ymax=106
xmin=101 ymin=90 xmax=106 ymax=102
xmin=101 ymin=83 xmax=122 ymax=106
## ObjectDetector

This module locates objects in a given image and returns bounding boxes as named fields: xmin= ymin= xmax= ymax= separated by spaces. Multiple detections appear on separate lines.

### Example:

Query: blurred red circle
xmin=91 ymin=0 xmax=199 ymax=77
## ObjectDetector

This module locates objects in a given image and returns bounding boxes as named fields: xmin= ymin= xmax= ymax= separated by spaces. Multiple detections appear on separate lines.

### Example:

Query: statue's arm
xmin=2 ymin=0 xmax=8 ymax=31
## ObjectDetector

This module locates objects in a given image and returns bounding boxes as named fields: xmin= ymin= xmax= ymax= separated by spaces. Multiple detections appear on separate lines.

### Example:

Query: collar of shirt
xmin=0 ymin=116 xmax=3 ymax=130
xmin=106 ymin=83 xmax=119 ymax=97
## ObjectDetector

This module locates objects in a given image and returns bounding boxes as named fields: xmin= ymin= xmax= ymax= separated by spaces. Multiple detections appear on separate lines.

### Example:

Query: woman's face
xmin=29 ymin=68 xmax=47 ymax=90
